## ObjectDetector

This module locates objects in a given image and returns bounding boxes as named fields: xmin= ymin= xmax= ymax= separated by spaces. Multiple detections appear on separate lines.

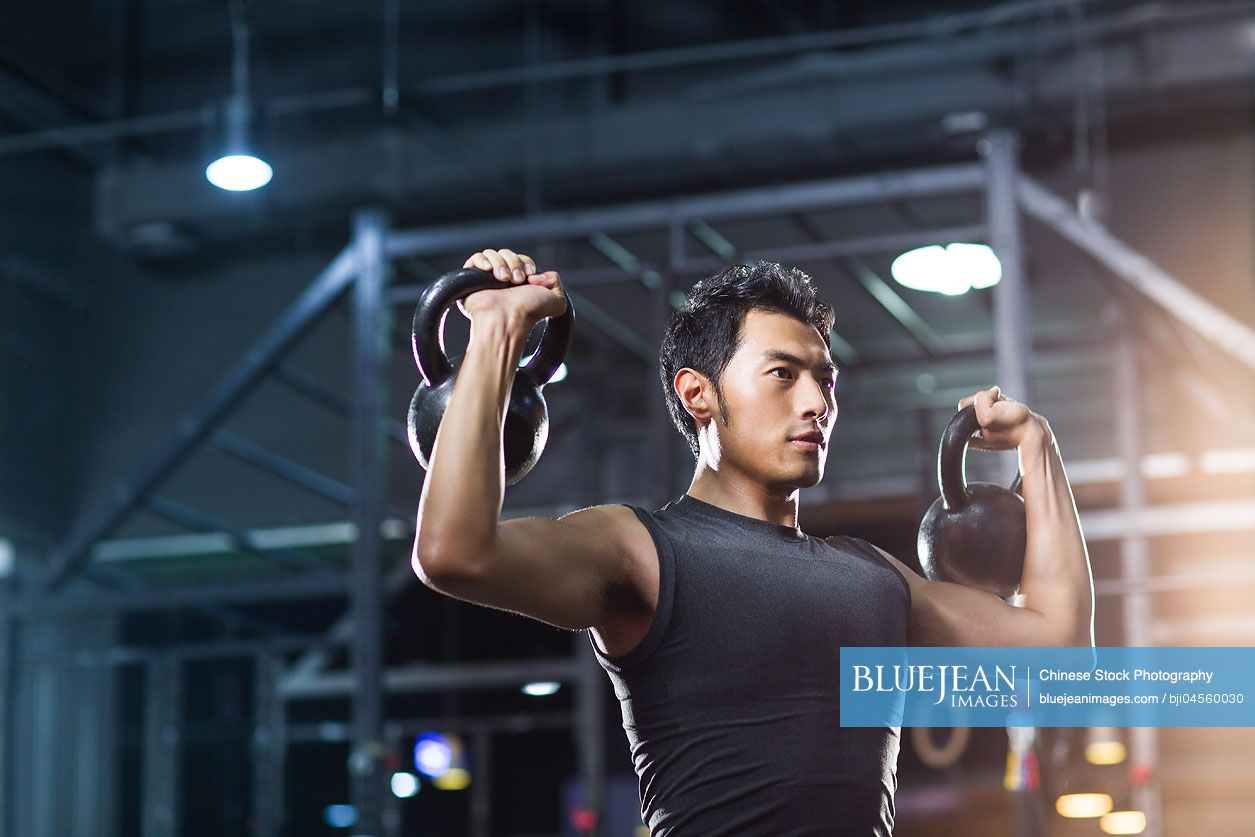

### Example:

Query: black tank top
xmin=589 ymin=494 xmax=912 ymax=836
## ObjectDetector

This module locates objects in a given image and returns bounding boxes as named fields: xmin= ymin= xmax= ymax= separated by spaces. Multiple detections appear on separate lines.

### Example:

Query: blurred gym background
xmin=1 ymin=1 xmax=1253 ymax=835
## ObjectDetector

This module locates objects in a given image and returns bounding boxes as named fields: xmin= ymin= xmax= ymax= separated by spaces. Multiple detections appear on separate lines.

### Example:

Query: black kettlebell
xmin=917 ymin=405 xmax=1026 ymax=599
xmin=408 ymin=267 xmax=574 ymax=486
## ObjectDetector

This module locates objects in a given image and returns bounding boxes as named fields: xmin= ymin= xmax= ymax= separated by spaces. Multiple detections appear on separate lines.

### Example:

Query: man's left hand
xmin=957 ymin=386 xmax=1044 ymax=450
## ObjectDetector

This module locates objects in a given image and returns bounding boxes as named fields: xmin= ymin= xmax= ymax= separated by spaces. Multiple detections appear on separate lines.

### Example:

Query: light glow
xmin=432 ymin=767 xmax=471 ymax=791
xmin=413 ymin=732 xmax=453 ymax=778
xmin=1085 ymin=741 xmax=1127 ymax=766
xmin=322 ymin=804 xmax=357 ymax=828
xmin=1101 ymin=810 xmax=1147 ymax=834
xmin=1056 ymin=792 xmax=1113 ymax=818
xmin=390 ymin=771 xmax=420 ymax=798
xmin=205 ymin=154 xmax=273 ymax=191
xmin=522 ymin=681 xmax=562 ymax=697
xmin=890 ymin=242 xmax=1002 ymax=295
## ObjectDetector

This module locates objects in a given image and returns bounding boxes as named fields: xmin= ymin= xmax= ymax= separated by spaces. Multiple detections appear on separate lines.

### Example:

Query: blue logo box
xmin=839 ymin=646 xmax=1255 ymax=727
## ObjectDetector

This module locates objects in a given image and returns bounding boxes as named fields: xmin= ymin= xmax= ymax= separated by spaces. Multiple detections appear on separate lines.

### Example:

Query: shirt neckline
xmin=672 ymin=493 xmax=806 ymax=542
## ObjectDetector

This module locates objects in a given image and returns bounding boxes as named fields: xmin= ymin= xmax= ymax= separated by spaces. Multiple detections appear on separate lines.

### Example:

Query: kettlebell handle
xmin=411 ymin=267 xmax=574 ymax=389
xmin=937 ymin=405 xmax=1021 ymax=510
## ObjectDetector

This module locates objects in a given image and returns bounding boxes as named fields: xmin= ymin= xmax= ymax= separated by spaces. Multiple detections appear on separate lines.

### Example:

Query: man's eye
xmin=770 ymin=368 xmax=793 ymax=379
xmin=821 ymin=378 xmax=836 ymax=388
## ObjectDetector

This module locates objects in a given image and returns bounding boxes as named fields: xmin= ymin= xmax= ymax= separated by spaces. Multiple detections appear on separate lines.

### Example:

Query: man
xmin=413 ymin=248 xmax=1094 ymax=836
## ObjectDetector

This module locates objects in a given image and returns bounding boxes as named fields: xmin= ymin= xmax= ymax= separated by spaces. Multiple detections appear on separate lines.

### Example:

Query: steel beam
xmin=41 ymin=246 xmax=357 ymax=592
xmin=143 ymin=495 xmax=337 ymax=577
xmin=385 ymin=165 xmax=983 ymax=258
xmin=271 ymin=363 xmax=409 ymax=445
xmin=1018 ymin=175 xmax=1255 ymax=370
xmin=210 ymin=431 xmax=357 ymax=507
xmin=838 ymin=257 xmax=948 ymax=357
xmin=281 ymin=657 xmax=580 ymax=700
xmin=348 ymin=208 xmax=390 ymax=836
xmin=4 ymin=576 xmax=347 ymax=619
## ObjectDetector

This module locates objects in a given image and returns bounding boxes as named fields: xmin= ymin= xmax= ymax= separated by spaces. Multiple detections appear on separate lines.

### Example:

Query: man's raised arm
xmin=874 ymin=387 xmax=1095 ymax=648
xmin=412 ymin=248 xmax=641 ymax=631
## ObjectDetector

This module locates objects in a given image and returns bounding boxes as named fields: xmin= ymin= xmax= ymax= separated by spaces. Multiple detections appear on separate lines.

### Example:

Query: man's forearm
xmin=415 ymin=312 xmax=529 ymax=566
xmin=1017 ymin=418 xmax=1095 ymax=645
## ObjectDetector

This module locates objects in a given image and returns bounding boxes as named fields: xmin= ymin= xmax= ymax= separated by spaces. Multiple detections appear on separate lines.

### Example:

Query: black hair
xmin=659 ymin=260 xmax=835 ymax=459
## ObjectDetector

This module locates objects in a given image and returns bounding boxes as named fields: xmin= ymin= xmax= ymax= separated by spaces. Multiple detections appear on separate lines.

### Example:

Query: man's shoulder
xmin=558 ymin=503 xmax=657 ymax=561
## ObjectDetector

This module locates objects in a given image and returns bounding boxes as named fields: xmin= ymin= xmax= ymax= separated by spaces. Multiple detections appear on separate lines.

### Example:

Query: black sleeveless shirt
xmin=589 ymin=494 xmax=912 ymax=836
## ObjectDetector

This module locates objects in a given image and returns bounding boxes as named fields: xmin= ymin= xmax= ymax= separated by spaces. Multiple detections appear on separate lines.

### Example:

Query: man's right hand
xmin=458 ymin=248 xmax=567 ymax=328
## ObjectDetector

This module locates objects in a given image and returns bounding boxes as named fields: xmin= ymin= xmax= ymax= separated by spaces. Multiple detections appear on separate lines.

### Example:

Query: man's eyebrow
xmin=759 ymin=350 xmax=839 ymax=376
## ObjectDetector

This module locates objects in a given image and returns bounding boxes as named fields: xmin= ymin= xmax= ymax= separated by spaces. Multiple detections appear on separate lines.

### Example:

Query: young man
xmin=413 ymin=248 xmax=1094 ymax=836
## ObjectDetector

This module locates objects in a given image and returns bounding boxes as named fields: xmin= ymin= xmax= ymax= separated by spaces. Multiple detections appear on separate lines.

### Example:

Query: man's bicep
xmin=865 ymin=543 xmax=1058 ymax=647
xmin=423 ymin=505 xmax=636 ymax=631
xmin=910 ymin=577 xmax=1068 ymax=647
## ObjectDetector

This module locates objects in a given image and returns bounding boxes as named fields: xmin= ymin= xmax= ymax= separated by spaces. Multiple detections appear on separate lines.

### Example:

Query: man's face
xmin=693 ymin=308 xmax=838 ymax=491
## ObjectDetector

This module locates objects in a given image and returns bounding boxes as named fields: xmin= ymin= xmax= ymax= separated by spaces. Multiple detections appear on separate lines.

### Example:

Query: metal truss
xmin=5 ymin=133 xmax=1253 ymax=835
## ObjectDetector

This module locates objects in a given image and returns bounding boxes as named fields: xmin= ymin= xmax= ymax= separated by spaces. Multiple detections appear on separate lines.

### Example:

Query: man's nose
xmin=800 ymin=379 xmax=831 ymax=422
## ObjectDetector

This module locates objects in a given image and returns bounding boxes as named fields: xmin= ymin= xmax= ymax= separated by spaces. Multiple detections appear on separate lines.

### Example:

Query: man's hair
xmin=659 ymin=261 xmax=835 ymax=459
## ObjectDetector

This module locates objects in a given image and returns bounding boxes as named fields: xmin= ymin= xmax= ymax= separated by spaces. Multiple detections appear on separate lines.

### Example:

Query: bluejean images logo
xmin=852 ymin=662 xmax=1020 ymax=708
xmin=839 ymin=647 xmax=1255 ymax=728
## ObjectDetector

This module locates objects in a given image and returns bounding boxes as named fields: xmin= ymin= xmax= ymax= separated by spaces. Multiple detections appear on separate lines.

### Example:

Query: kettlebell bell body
xmin=407 ymin=268 xmax=574 ymax=486
xmin=917 ymin=405 xmax=1026 ymax=599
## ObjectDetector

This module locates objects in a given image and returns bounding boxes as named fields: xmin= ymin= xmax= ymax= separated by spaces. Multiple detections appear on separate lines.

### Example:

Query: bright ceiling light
xmin=206 ymin=4 xmax=272 ymax=192
xmin=1101 ymin=810 xmax=1147 ymax=835
xmin=521 ymin=681 xmax=561 ymax=697
xmin=205 ymin=154 xmax=272 ymax=191
xmin=390 ymin=772 xmax=420 ymax=798
xmin=1056 ymin=792 xmax=1113 ymax=818
xmin=890 ymin=242 xmax=1002 ymax=295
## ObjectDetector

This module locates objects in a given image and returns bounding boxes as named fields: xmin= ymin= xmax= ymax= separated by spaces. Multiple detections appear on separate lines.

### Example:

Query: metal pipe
xmin=210 ymin=430 xmax=357 ymax=507
xmin=348 ymin=208 xmax=390 ymax=836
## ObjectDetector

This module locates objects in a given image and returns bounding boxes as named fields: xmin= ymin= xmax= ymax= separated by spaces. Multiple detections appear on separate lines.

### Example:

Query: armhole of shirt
xmin=587 ymin=504 xmax=676 ymax=672
xmin=844 ymin=536 xmax=913 ymax=609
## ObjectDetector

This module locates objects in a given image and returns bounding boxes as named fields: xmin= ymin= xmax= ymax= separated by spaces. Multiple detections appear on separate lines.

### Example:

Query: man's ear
xmin=674 ymin=367 xmax=715 ymax=424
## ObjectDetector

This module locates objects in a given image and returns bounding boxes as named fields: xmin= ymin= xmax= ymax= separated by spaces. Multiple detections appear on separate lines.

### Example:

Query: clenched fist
xmin=957 ymin=386 xmax=1045 ymax=450
xmin=457 ymin=248 xmax=567 ymax=329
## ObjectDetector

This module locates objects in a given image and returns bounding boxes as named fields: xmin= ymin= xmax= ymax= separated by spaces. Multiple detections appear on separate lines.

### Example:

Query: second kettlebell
xmin=917 ymin=405 xmax=1026 ymax=598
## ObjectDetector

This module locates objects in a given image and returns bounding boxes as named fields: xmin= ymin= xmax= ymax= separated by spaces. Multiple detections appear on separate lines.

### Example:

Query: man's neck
xmin=686 ymin=465 xmax=799 ymax=528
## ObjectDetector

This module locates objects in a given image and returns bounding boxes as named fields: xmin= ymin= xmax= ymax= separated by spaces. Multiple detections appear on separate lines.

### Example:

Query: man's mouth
xmin=789 ymin=432 xmax=825 ymax=451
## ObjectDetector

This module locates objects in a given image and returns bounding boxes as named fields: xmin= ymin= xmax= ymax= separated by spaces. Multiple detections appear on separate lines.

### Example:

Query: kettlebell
xmin=407 ymin=267 xmax=574 ymax=486
xmin=917 ymin=405 xmax=1026 ymax=598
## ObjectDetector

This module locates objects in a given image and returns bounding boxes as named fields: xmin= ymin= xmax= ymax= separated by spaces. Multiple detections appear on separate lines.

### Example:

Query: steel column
xmin=252 ymin=652 xmax=287 ymax=837
xmin=1112 ymin=318 xmax=1165 ymax=837
xmin=469 ymin=728 xmax=493 ymax=837
xmin=0 ymin=614 xmax=11 ymax=837
xmin=141 ymin=657 xmax=183 ymax=837
xmin=348 ymin=208 xmax=391 ymax=835
xmin=983 ymin=130 xmax=1034 ymax=488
